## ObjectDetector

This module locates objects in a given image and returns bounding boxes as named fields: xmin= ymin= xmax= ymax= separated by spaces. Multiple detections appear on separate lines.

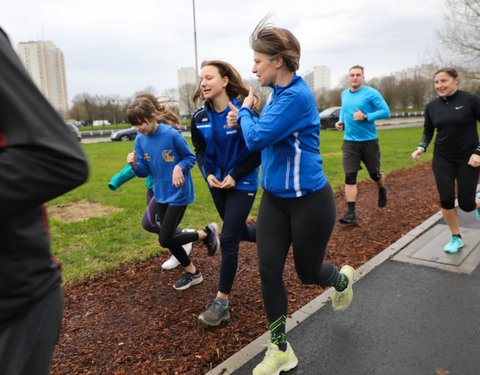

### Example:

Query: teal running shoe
xmin=253 ymin=342 xmax=298 ymax=375
xmin=332 ymin=265 xmax=355 ymax=312
xmin=444 ymin=236 xmax=463 ymax=254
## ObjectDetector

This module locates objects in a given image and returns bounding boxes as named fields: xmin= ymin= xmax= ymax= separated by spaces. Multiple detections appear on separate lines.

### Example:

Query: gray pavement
xmin=207 ymin=204 xmax=480 ymax=375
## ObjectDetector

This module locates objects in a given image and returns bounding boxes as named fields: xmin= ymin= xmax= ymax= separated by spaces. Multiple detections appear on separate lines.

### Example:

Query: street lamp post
xmin=192 ymin=0 xmax=199 ymax=83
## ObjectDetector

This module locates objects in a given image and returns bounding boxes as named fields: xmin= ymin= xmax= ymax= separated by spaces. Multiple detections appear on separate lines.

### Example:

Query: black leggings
xmin=155 ymin=203 xmax=199 ymax=267
xmin=432 ymin=155 xmax=479 ymax=211
xmin=257 ymin=183 xmax=336 ymax=323
xmin=210 ymin=188 xmax=256 ymax=295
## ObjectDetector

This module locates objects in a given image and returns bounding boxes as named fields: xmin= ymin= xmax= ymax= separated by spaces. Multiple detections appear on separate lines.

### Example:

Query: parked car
xmin=319 ymin=106 xmax=341 ymax=129
xmin=111 ymin=127 xmax=137 ymax=142
xmin=65 ymin=122 xmax=82 ymax=142
xmin=93 ymin=120 xmax=111 ymax=126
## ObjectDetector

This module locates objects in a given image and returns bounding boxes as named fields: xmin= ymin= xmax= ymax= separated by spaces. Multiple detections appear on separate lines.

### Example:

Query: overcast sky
xmin=2 ymin=0 xmax=446 ymax=104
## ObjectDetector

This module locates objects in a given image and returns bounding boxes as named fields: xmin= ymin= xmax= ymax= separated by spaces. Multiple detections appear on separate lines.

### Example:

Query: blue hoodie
xmin=191 ymin=98 xmax=260 ymax=191
xmin=237 ymin=75 xmax=327 ymax=198
xmin=133 ymin=123 xmax=196 ymax=206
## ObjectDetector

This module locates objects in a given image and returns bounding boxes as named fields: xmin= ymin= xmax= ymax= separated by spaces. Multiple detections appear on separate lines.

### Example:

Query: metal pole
xmin=192 ymin=0 xmax=199 ymax=83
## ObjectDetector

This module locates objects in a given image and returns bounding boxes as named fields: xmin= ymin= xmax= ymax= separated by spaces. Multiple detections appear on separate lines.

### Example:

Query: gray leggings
xmin=257 ymin=183 xmax=336 ymax=322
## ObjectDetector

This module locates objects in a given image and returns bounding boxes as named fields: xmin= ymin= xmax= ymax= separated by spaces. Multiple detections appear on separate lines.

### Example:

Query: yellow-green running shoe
xmin=332 ymin=265 xmax=355 ymax=312
xmin=253 ymin=342 xmax=298 ymax=375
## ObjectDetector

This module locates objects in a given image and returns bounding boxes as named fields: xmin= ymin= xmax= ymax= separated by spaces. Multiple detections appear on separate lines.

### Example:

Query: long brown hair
xmin=193 ymin=60 xmax=259 ymax=107
xmin=127 ymin=93 xmax=179 ymax=126
xmin=250 ymin=16 xmax=301 ymax=73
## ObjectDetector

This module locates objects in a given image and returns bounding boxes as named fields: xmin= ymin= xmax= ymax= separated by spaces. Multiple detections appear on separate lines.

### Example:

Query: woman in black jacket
xmin=412 ymin=67 xmax=480 ymax=253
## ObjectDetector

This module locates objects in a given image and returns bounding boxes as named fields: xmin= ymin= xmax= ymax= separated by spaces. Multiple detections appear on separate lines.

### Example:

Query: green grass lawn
xmin=48 ymin=126 xmax=432 ymax=283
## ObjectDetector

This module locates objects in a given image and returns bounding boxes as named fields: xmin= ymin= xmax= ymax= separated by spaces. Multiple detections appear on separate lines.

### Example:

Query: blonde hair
xmin=250 ymin=16 xmax=301 ymax=72
xmin=127 ymin=93 xmax=179 ymax=126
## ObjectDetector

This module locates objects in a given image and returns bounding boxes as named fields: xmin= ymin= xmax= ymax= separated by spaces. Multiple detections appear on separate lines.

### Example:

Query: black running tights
xmin=257 ymin=183 xmax=336 ymax=323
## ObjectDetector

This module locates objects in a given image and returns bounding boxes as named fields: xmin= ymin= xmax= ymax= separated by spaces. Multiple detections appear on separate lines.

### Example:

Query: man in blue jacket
xmin=335 ymin=65 xmax=390 ymax=224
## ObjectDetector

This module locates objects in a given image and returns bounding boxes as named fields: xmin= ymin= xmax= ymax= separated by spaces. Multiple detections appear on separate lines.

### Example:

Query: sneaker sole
xmin=173 ymin=275 xmax=203 ymax=291
xmin=162 ymin=261 xmax=180 ymax=270
xmin=198 ymin=311 xmax=231 ymax=327
xmin=339 ymin=219 xmax=358 ymax=225
xmin=332 ymin=265 xmax=354 ymax=312
xmin=444 ymin=244 xmax=463 ymax=254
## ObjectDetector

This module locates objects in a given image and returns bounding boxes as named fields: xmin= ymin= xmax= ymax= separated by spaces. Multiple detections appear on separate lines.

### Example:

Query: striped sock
xmin=269 ymin=315 xmax=287 ymax=351
xmin=328 ymin=267 xmax=349 ymax=292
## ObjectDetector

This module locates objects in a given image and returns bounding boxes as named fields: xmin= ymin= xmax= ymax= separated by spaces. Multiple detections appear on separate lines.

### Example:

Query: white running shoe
xmin=161 ymin=242 xmax=193 ymax=270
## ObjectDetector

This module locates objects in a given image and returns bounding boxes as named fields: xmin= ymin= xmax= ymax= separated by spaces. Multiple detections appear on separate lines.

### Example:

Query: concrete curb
xmin=206 ymin=209 xmax=443 ymax=375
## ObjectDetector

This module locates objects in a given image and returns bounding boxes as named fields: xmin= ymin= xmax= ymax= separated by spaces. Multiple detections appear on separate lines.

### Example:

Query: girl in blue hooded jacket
xmin=191 ymin=60 xmax=261 ymax=326
xmin=227 ymin=18 xmax=355 ymax=375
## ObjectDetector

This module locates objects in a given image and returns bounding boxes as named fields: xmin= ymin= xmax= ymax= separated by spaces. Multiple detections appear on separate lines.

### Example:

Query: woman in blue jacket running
xmin=191 ymin=60 xmax=261 ymax=326
xmin=227 ymin=18 xmax=355 ymax=375
xmin=126 ymin=94 xmax=219 ymax=291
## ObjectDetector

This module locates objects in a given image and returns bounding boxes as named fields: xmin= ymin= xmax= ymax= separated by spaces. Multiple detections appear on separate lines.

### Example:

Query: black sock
xmin=204 ymin=226 xmax=212 ymax=237
xmin=347 ymin=201 xmax=356 ymax=215
xmin=453 ymin=234 xmax=462 ymax=239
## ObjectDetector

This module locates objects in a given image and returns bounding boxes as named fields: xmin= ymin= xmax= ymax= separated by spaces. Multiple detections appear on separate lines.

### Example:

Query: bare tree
xmin=437 ymin=0 xmax=480 ymax=75
xmin=178 ymin=83 xmax=198 ymax=119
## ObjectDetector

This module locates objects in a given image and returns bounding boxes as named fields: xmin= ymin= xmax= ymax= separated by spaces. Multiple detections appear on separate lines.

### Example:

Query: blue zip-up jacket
xmin=339 ymin=85 xmax=390 ymax=141
xmin=191 ymin=98 xmax=260 ymax=191
xmin=237 ymin=75 xmax=327 ymax=198
xmin=133 ymin=123 xmax=196 ymax=206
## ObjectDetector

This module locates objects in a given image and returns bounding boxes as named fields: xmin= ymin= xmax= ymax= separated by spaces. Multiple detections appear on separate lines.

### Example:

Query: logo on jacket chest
xmin=162 ymin=150 xmax=175 ymax=162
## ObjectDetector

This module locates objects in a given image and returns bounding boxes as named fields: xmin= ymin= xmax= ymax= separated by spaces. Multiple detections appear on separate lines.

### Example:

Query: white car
xmin=92 ymin=120 xmax=111 ymax=126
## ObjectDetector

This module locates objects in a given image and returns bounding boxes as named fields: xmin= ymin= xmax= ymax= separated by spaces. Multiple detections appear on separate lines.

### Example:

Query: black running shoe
xmin=203 ymin=223 xmax=220 ymax=256
xmin=378 ymin=187 xmax=387 ymax=208
xmin=173 ymin=270 xmax=203 ymax=290
xmin=339 ymin=213 xmax=358 ymax=225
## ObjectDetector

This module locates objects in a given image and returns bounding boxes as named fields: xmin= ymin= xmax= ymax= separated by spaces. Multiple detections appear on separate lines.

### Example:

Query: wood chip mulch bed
xmin=51 ymin=161 xmax=440 ymax=374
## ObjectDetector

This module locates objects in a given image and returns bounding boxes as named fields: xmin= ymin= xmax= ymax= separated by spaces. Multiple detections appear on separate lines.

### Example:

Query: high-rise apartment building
xmin=392 ymin=64 xmax=438 ymax=81
xmin=302 ymin=65 xmax=331 ymax=93
xmin=177 ymin=67 xmax=198 ymax=119
xmin=17 ymin=41 xmax=69 ymax=116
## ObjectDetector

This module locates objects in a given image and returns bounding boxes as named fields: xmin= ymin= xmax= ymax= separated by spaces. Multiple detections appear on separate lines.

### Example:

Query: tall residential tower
xmin=17 ymin=40 xmax=69 ymax=116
